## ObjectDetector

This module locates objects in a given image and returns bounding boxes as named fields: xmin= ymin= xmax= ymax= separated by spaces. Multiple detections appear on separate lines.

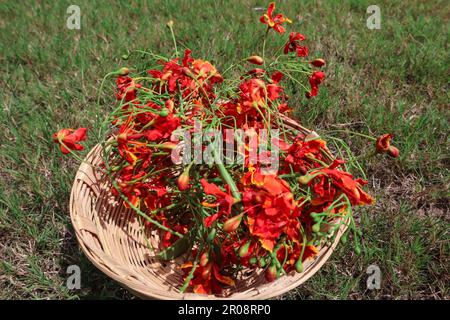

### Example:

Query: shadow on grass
xmin=58 ymin=224 xmax=136 ymax=300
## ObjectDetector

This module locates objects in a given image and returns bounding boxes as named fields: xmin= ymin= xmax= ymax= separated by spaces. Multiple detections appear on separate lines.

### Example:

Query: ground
xmin=0 ymin=0 xmax=448 ymax=299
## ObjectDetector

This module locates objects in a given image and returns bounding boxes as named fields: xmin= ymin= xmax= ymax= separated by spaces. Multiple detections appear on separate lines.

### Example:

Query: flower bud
xmin=166 ymin=20 xmax=174 ymax=28
xmin=247 ymin=55 xmax=264 ymax=65
xmin=387 ymin=146 xmax=399 ymax=158
xmin=295 ymin=258 xmax=304 ymax=273
xmin=182 ymin=67 xmax=194 ymax=77
xmin=238 ymin=241 xmax=251 ymax=258
xmin=247 ymin=68 xmax=265 ymax=77
xmin=157 ymin=142 xmax=176 ymax=150
xmin=207 ymin=228 xmax=216 ymax=242
xmin=117 ymin=132 xmax=127 ymax=145
xmin=118 ymin=67 xmax=129 ymax=75
xmin=312 ymin=222 xmax=321 ymax=233
xmin=159 ymin=108 xmax=169 ymax=117
xmin=223 ymin=213 xmax=244 ymax=233
xmin=177 ymin=170 xmax=190 ymax=191
xmin=165 ymin=99 xmax=175 ymax=112
xmin=265 ymin=263 xmax=278 ymax=282
xmin=258 ymin=257 xmax=266 ymax=268
xmin=298 ymin=174 xmax=313 ymax=185
xmin=201 ymin=262 xmax=213 ymax=279
xmin=310 ymin=58 xmax=326 ymax=67
xmin=200 ymin=252 xmax=209 ymax=267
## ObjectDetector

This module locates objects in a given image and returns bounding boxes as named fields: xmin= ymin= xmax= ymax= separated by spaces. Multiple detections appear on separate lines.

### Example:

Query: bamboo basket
xmin=69 ymin=115 xmax=348 ymax=300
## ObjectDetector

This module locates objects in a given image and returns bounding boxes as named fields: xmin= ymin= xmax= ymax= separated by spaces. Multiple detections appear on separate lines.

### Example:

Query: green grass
xmin=0 ymin=0 xmax=448 ymax=299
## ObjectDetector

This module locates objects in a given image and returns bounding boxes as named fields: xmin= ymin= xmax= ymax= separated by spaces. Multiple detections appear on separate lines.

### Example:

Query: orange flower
xmin=52 ymin=128 xmax=87 ymax=154
xmin=305 ymin=159 xmax=374 ymax=206
xmin=191 ymin=59 xmax=223 ymax=84
xmin=376 ymin=134 xmax=399 ymax=158
xmin=259 ymin=2 xmax=292 ymax=34
xmin=242 ymin=169 xmax=300 ymax=252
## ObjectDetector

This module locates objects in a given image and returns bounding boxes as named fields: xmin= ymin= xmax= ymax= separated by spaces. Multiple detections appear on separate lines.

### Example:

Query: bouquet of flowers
xmin=53 ymin=2 xmax=398 ymax=295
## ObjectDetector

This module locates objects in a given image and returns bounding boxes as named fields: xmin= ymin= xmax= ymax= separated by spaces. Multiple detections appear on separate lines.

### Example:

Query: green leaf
xmin=156 ymin=237 xmax=190 ymax=261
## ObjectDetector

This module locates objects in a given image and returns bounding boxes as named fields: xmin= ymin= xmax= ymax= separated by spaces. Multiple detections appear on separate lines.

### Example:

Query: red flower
xmin=145 ymin=112 xmax=181 ymax=141
xmin=148 ymin=49 xmax=222 ymax=103
xmin=277 ymin=103 xmax=291 ymax=113
xmin=305 ymin=71 xmax=325 ymax=98
xmin=241 ymin=168 xmax=300 ymax=252
xmin=116 ymin=76 xmax=141 ymax=102
xmin=306 ymin=159 xmax=374 ymax=206
xmin=181 ymin=260 xmax=235 ymax=294
xmin=284 ymin=137 xmax=327 ymax=173
xmin=259 ymin=2 xmax=292 ymax=34
xmin=162 ymin=222 xmax=188 ymax=248
xmin=200 ymin=179 xmax=237 ymax=227
xmin=117 ymin=128 xmax=152 ymax=167
xmin=53 ymin=128 xmax=87 ymax=154
xmin=234 ymin=75 xmax=283 ymax=117
xmin=191 ymin=58 xmax=223 ymax=85
xmin=284 ymin=32 xmax=308 ymax=57
xmin=113 ymin=180 xmax=143 ymax=208
xmin=376 ymin=134 xmax=399 ymax=158
xmin=267 ymin=71 xmax=284 ymax=101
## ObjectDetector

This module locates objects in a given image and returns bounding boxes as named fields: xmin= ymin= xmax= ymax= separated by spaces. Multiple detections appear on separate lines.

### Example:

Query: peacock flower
xmin=53 ymin=128 xmax=87 ymax=154
xmin=259 ymin=2 xmax=292 ymax=34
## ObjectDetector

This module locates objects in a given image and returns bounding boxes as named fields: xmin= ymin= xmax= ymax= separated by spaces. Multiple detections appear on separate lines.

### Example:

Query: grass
xmin=0 ymin=0 xmax=448 ymax=299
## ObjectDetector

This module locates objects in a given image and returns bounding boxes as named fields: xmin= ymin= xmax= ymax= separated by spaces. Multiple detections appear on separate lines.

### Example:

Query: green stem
xmin=262 ymin=28 xmax=269 ymax=67
xmin=96 ymin=71 xmax=120 ymax=111
xmin=180 ymin=244 xmax=203 ymax=293
xmin=212 ymin=147 xmax=241 ymax=201
xmin=168 ymin=24 xmax=178 ymax=57
xmin=57 ymin=139 xmax=104 ymax=172
xmin=108 ymin=170 xmax=183 ymax=237
xmin=327 ymin=130 xmax=376 ymax=141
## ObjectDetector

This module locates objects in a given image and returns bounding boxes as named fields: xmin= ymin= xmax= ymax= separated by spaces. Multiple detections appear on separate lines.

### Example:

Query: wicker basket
xmin=69 ymin=116 xmax=347 ymax=300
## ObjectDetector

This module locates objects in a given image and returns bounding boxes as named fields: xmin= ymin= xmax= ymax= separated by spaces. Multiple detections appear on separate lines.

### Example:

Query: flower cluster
xmin=53 ymin=2 xmax=399 ymax=296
